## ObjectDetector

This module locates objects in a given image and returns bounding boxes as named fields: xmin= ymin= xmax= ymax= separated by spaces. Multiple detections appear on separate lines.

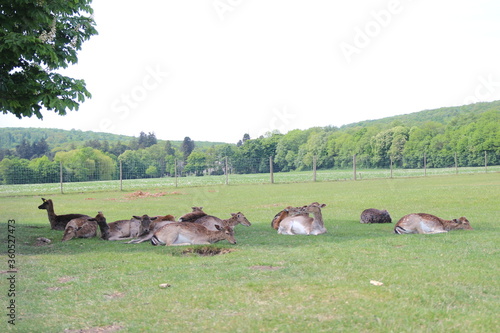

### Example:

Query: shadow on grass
xmin=0 ymin=220 xmax=398 ymax=257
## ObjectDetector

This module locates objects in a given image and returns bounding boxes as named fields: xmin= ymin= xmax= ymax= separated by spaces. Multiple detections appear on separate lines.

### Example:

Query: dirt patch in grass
xmin=33 ymin=237 xmax=52 ymax=246
xmin=250 ymin=265 xmax=284 ymax=271
xmin=64 ymin=324 xmax=124 ymax=333
xmin=125 ymin=190 xmax=183 ymax=199
xmin=182 ymin=247 xmax=236 ymax=256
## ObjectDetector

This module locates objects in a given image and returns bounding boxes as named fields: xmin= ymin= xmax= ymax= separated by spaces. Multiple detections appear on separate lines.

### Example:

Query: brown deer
xmin=178 ymin=206 xmax=207 ymax=222
xmin=271 ymin=206 xmax=307 ymax=230
xmin=278 ymin=202 xmax=327 ymax=235
xmin=394 ymin=213 xmax=473 ymax=234
xmin=90 ymin=211 xmax=110 ymax=240
xmin=38 ymin=198 xmax=89 ymax=231
xmin=194 ymin=212 xmax=251 ymax=231
xmin=360 ymin=208 xmax=392 ymax=224
xmin=62 ymin=213 xmax=102 ymax=242
xmin=95 ymin=214 xmax=157 ymax=241
xmin=127 ymin=214 xmax=177 ymax=244
xmin=151 ymin=222 xmax=236 ymax=246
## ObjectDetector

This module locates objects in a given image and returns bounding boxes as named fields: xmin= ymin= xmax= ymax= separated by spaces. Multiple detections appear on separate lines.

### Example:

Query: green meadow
xmin=1 ymin=172 xmax=499 ymax=332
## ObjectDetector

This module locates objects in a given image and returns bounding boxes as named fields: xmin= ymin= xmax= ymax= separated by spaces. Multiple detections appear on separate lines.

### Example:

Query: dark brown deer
xmin=360 ymin=208 xmax=392 ymax=224
xmin=38 ymin=198 xmax=89 ymax=231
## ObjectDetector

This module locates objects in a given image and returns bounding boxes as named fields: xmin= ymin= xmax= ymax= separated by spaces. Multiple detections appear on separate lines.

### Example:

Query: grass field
xmin=1 ymin=172 xmax=499 ymax=332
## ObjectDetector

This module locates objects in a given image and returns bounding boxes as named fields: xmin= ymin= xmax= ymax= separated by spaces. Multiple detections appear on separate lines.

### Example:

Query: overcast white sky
xmin=1 ymin=0 xmax=500 ymax=143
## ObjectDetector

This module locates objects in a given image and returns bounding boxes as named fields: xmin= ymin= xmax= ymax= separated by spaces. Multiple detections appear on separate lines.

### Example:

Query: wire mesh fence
xmin=0 ymin=152 xmax=498 ymax=196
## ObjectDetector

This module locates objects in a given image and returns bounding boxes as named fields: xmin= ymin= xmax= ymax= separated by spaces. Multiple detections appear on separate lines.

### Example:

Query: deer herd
xmin=37 ymin=197 xmax=473 ymax=246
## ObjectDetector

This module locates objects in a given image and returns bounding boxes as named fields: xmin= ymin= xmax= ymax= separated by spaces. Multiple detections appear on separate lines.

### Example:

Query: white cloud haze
xmin=1 ymin=0 xmax=499 ymax=143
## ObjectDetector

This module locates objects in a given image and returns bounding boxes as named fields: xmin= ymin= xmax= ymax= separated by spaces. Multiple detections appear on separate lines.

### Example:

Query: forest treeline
xmin=0 ymin=101 xmax=499 ymax=184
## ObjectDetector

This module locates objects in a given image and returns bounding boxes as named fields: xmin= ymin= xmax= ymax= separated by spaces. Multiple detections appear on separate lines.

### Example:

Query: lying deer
xmin=394 ymin=213 xmax=473 ymax=234
xmin=271 ymin=206 xmax=307 ymax=230
xmin=360 ymin=208 xmax=392 ymax=224
xmin=194 ymin=212 xmax=251 ymax=231
xmin=38 ymin=198 xmax=89 ymax=231
xmin=178 ymin=206 xmax=207 ymax=222
xmin=278 ymin=202 xmax=327 ymax=235
xmin=127 ymin=214 xmax=176 ymax=244
xmin=151 ymin=222 xmax=236 ymax=246
xmin=62 ymin=213 xmax=101 ymax=242
xmin=95 ymin=214 xmax=157 ymax=241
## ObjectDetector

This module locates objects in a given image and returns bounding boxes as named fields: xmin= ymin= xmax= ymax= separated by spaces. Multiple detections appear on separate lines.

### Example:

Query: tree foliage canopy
xmin=0 ymin=101 xmax=499 ymax=184
xmin=0 ymin=0 xmax=97 ymax=119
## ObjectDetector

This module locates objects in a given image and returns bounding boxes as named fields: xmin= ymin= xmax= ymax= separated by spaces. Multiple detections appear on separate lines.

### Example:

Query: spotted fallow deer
xmin=394 ymin=213 xmax=473 ymax=234
xmin=38 ymin=198 xmax=89 ymax=231
xmin=278 ymin=202 xmax=327 ymax=235
xmin=194 ymin=212 xmax=251 ymax=231
xmin=151 ymin=222 xmax=236 ymax=246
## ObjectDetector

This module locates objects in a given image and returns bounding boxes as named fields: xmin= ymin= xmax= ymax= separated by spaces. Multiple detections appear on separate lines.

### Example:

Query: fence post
xmin=174 ymin=159 xmax=178 ymax=187
xmin=313 ymin=155 xmax=317 ymax=182
xmin=225 ymin=156 xmax=229 ymax=185
xmin=423 ymin=152 xmax=427 ymax=176
xmin=119 ymin=160 xmax=123 ymax=191
xmin=60 ymin=161 xmax=64 ymax=194
xmin=353 ymin=154 xmax=357 ymax=180
xmin=269 ymin=156 xmax=274 ymax=184
xmin=485 ymin=151 xmax=488 ymax=173
xmin=390 ymin=156 xmax=393 ymax=179
xmin=455 ymin=152 xmax=458 ymax=174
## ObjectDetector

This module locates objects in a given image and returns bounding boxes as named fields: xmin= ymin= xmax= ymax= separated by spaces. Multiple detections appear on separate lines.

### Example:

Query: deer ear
xmin=41 ymin=198 xmax=46 ymax=202
xmin=133 ymin=216 xmax=140 ymax=220
xmin=151 ymin=217 xmax=158 ymax=220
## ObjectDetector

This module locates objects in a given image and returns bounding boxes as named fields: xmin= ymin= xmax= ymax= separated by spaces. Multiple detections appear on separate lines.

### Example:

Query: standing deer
xmin=151 ymin=223 xmax=236 ymax=246
xmin=394 ymin=213 xmax=473 ymax=234
xmin=278 ymin=202 xmax=327 ymax=235
xmin=38 ymin=198 xmax=89 ymax=231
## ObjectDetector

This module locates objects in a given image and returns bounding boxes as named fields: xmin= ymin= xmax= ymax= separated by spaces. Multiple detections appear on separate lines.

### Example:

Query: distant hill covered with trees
xmin=0 ymin=101 xmax=499 ymax=184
